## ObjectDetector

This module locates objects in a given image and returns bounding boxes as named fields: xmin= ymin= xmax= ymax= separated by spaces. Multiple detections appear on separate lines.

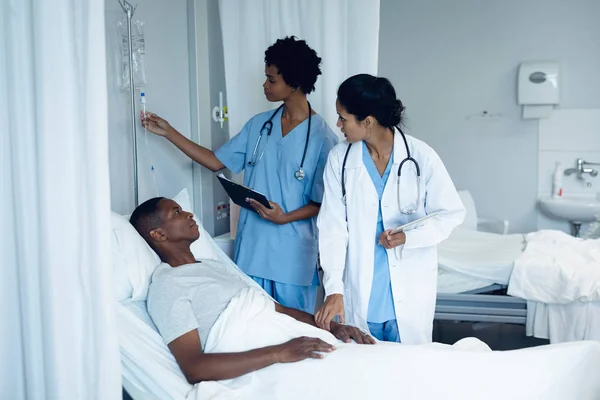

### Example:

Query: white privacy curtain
xmin=218 ymin=0 xmax=380 ymax=235
xmin=0 ymin=1 xmax=121 ymax=399
xmin=219 ymin=0 xmax=380 ymax=138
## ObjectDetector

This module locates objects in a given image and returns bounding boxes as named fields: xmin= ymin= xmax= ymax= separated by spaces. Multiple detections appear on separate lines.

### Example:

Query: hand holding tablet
xmin=390 ymin=211 xmax=442 ymax=234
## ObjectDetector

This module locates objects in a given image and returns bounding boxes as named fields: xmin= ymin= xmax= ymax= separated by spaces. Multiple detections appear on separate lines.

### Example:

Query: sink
xmin=539 ymin=194 xmax=600 ymax=223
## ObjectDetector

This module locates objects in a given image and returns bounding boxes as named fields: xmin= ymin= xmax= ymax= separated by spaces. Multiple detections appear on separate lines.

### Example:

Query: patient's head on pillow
xmin=130 ymin=197 xmax=200 ymax=260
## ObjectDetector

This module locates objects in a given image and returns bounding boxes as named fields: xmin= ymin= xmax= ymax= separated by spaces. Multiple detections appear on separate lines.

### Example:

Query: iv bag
xmin=117 ymin=18 xmax=147 ymax=90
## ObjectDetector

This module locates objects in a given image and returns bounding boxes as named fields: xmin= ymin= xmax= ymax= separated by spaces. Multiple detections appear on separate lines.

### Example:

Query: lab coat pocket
xmin=392 ymin=246 xmax=417 ymax=261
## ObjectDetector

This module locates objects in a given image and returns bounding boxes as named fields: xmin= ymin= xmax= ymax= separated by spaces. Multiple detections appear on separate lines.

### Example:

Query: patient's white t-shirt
xmin=147 ymin=260 xmax=252 ymax=349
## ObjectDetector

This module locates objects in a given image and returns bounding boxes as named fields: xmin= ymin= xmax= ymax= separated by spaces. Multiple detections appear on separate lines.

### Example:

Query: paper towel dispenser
xmin=518 ymin=61 xmax=559 ymax=118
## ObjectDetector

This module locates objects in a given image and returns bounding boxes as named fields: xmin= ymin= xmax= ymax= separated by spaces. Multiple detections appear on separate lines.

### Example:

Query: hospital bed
xmin=434 ymin=189 xmax=527 ymax=325
xmin=112 ymin=189 xmax=600 ymax=400
xmin=434 ymin=190 xmax=600 ymax=344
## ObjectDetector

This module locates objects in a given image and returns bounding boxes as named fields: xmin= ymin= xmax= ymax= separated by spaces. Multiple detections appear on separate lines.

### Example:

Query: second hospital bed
xmin=435 ymin=190 xmax=600 ymax=343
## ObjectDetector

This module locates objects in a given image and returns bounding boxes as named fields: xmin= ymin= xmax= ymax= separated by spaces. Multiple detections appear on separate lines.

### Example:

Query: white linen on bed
xmin=527 ymin=300 xmax=600 ymax=343
xmin=193 ymin=287 xmax=600 ymax=400
xmin=118 ymin=302 xmax=193 ymax=400
xmin=438 ymin=229 xmax=524 ymax=284
xmin=437 ymin=268 xmax=496 ymax=294
xmin=508 ymin=230 xmax=600 ymax=304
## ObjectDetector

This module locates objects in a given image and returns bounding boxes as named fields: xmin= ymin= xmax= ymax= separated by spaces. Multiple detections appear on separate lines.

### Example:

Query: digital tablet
xmin=217 ymin=174 xmax=272 ymax=213
xmin=391 ymin=211 xmax=442 ymax=234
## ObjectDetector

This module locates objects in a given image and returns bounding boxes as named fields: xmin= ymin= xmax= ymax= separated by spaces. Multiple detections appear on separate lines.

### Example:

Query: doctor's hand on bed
xmin=329 ymin=322 xmax=376 ymax=345
xmin=379 ymin=230 xmax=406 ymax=249
xmin=315 ymin=294 xmax=345 ymax=331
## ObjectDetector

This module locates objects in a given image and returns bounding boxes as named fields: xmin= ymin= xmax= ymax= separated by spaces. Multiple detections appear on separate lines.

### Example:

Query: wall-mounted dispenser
xmin=518 ymin=61 xmax=559 ymax=119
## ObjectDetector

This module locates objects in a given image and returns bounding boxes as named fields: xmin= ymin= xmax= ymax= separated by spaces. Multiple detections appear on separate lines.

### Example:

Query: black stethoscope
xmin=341 ymin=127 xmax=422 ymax=214
xmin=247 ymin=102 xmax=312 ymax=181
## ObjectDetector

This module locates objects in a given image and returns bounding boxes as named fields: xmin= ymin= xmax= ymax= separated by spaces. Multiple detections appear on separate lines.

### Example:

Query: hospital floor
xmin=433 ymin=321 xmax=549 ymax=350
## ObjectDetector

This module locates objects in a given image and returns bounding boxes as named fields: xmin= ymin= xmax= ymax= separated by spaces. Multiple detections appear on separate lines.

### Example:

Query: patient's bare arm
xmin=168 ymin=329 xmax=334 ymax=384
xmin=275 ymin=304 xmax=375 ymax=344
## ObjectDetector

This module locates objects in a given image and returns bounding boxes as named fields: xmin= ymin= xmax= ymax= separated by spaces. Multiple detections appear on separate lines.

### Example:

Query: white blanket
xmin=527 ymin=301 xmax=600 ymax=343
xmin=508 ymin=230 xmax=600 ymax=303
xmin=192 ymin=288 xmax=600 ymax=400
xmin=438 ymin=229 xmax=524 ymax=284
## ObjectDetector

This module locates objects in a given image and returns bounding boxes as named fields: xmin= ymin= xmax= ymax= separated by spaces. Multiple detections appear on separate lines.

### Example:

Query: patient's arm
xmin=275 ymin=304 xmax=375 ymax=344
xmin=169 ymin=329 xmax=334 ymax=384
xmin=275 ymin=303 xmax=319 ymax=326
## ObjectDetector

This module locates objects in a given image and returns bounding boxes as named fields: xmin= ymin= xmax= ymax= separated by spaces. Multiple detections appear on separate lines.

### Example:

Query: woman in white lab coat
xmin=315 ymin=74 xmax=465 ymax=344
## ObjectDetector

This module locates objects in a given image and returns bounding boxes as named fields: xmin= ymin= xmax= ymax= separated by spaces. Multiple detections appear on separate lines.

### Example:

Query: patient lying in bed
xmin=130 ymin=197 xmax=374 ymax=384
xmin=128 ymin=197 xmax=600 ymax=399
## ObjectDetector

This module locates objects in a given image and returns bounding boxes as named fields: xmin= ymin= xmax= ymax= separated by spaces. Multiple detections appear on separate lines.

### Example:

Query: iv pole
xmin=118 ymin=0 xmax=140 ymax=206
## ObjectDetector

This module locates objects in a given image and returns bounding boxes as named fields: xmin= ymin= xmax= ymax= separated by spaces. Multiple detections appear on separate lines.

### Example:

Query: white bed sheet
xmin=527 ymin=299 xmax=600 ymax=343
xmin=508 ymin=230 xmax=600 ymax=304
xmin=507 ymin=230 xmax=600 ymax=343
xmin=438 ymin=228 xmax=525 ymax=284
xmin=195 ymin=287 xmax=600 ymax=400
xmin=437 ymin=268 xmax=496 ymax=294
xmin=118 ymin=301 xmax=192 ymax=400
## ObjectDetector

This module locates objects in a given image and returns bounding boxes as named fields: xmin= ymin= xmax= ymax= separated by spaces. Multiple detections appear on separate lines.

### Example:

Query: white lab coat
xmin=317 ymin=133 xmax=466 ymax=344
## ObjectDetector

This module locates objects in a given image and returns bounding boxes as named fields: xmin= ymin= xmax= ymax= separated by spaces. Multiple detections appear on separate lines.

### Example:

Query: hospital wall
xmin=188 ymin=0 xmax=232 ymax=236
xmin=378 ymin=0 xmax=600 ymax=233
xmin=105 ymin=0 xmax=195 ymax=215
xmin=104 ymin=0 xmax=231 ymax=237
xmin=537 ymin=109 xmax=600 ymax=233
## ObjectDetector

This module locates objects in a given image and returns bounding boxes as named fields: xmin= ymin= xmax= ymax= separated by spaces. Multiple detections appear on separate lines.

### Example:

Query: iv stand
xmin=118 ymin=0 xmax=140 ymax=206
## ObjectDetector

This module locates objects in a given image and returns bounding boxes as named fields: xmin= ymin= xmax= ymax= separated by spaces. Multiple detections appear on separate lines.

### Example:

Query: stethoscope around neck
xmin=247 ymin=101 xmax=312 ymax=181
xmin=341 ymin=126 xmax=422 ymax=214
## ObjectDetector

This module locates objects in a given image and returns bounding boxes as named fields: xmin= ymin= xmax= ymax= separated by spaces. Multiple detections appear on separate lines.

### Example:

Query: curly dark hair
xmin=264 ymin=36 xmax=322 ymax=94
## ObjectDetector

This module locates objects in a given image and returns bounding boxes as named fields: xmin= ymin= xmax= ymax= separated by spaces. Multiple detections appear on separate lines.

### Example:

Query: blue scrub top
xmin=362 ymin=141 xmax=396 ymax=323
xmin=215 ymin=108 xmax=338 ymax=286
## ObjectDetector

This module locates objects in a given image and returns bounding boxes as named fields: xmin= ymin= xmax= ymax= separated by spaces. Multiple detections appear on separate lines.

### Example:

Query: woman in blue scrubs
xmin=142 ymin=36 xmax=338 ymax=314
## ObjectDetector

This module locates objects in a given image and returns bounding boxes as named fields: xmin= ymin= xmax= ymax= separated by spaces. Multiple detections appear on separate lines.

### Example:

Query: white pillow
xmin=110 ymin=188 xmax=219 ymax=302
xmin=111 ymin=212 xmax=161 ymax=302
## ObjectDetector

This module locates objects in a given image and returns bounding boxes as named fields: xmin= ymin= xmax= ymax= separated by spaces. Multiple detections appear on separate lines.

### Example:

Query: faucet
xmin=564 ymin=158 xmax=599 ymax=181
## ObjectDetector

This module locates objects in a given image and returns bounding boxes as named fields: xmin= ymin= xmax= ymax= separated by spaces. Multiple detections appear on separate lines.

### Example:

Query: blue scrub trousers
xmin=368 ymin=320 xmax=401 ymax=342
xmin=252 ymin=276 xmax=318 ymax=314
